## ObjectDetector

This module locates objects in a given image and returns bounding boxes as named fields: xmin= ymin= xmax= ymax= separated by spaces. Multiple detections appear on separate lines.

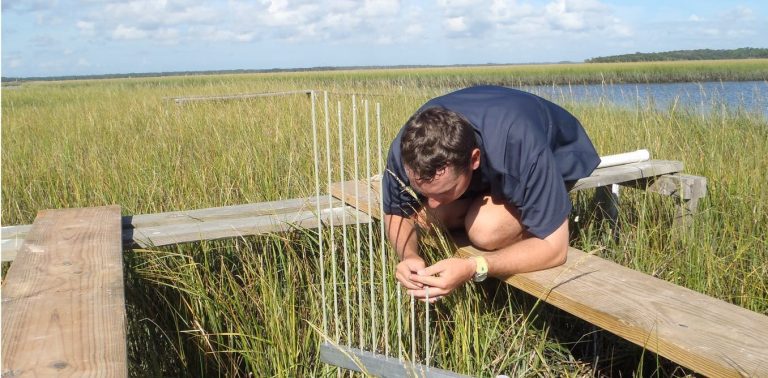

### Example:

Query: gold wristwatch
xmin=470 ymin=255 xmax=489 ymax=282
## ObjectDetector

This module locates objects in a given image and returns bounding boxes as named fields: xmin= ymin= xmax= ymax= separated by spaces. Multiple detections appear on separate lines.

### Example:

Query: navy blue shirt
xmin=383 ymin=85 xmax=600 ymax=239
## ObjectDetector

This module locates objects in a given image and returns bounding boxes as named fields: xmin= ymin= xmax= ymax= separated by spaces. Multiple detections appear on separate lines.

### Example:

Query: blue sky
xmin=2 ymin=0 xmax=766 ymax=78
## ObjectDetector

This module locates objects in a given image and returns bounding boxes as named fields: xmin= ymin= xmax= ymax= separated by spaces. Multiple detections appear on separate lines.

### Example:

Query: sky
xmin=1 ymin=0 xmax=766 ymax=78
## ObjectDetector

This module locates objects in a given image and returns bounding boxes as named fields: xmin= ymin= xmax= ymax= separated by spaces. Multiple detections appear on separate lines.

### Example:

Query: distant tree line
xmin=586 ymin=47 xmax=768 ymax=63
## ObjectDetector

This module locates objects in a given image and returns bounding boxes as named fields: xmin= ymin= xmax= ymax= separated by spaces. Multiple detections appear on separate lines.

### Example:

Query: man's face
xmin=406 ymin=165 xmax=473 ymax=208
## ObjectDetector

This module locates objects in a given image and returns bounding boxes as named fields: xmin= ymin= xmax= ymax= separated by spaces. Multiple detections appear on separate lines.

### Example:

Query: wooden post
xmin=593 ymin=184 xmax=620 ymax=242
xmin=621 ymin=174 xmax=708 ymax=228
xmin=2 ymin=205 xmax=127 ymax=377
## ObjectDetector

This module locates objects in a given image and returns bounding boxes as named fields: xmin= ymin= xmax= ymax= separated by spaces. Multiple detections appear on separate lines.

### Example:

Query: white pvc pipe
xmin=425 ymin=287 xmax=430 ymax=369
xmin=352 ymin=95 xmax=364 ymax=349
xmin=323 ymin=92 xmax=340 ymax=341
xmin=338 ymin=101 xmax=352 ymax=347
xmin=365 ymin=100 xmax=377 ymax=351
xmin=311 ymin=91 xmax=327 ymax=337
xmin=597 ymin=149 xmax=650 ymax=169
xmin=410 ymin=293 xmax=416 ymax=364
xmin=376 ymin=102 xmax=389 ymax=358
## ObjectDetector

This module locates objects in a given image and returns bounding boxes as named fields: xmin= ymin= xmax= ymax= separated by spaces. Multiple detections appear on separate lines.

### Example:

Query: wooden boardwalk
xmin=2 ymin=196 xmax=370 ymax=262
xmin=2 ymin=206 xmax=127 ymax=377
xmin=328 ymin=161 xmax=768 ymax=377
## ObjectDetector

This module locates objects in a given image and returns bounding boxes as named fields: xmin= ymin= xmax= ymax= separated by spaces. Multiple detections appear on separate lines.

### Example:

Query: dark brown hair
xmin=400 ymin=107 xmax=478 ymax=181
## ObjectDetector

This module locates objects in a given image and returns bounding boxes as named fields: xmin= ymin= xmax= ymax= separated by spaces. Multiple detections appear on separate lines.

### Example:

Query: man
xmin=382 ymin=85 xmax=600 ymax=302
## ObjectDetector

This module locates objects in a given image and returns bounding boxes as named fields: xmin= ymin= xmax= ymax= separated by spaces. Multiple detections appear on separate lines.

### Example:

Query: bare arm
xmin=409 ymin=218 xmax=569 ymax=299
xmin=385 ymin=214 xmax=419 ymax=260
xmin=385 ymin=213 xmax=428 ymax=290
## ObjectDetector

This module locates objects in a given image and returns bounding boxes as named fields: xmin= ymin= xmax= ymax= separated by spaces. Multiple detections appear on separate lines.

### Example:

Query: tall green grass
xmin=2 ymin=61 xmax=766 ymax=376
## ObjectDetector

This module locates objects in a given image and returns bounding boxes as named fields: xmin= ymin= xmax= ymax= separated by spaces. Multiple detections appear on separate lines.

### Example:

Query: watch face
xmin=472 ymin=256 xmax=488 ymax=282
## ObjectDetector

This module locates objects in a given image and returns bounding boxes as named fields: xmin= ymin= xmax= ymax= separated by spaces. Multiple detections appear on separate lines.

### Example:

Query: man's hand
xmin=407 ymin=258 xmax=476 ymax=301
xmin=395 ymin=255 xmax=426 ymax=290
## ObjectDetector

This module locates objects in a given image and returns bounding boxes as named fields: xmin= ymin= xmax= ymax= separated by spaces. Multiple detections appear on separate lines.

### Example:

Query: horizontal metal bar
xmin=319 ymin=343 xmax=469 ymax=378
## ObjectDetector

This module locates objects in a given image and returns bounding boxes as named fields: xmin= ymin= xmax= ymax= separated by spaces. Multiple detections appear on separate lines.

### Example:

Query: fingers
xmin=407 ymin=286 xmax=448 ymax=299
xmin=396 ymin=271 xmax=422 ymax=290
xmin=416 ymin=261 xmax=445 ymax=277
xmin=396 ymin=260 xmax=425 ymax=290
xmin=409 ymin=274 xmax=445 ymax=288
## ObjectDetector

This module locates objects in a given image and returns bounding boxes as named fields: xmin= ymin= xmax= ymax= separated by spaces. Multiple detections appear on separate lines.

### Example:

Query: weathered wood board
xmin=2 ymin=205 xmax=127 ymax=377
xmin=570 ymin=160 xmax=683 ymax=191
xmin=2 ymin=197 xmax=371 ymax=261
xmin=127 ymin=204 xmax=369 ymax=248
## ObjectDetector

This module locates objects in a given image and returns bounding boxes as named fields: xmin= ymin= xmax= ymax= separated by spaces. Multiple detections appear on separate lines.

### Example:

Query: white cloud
xmin=723 ymin=6 xmax=754 ymax=21
xmin=5 ymin=56 xmax=23 ymax=69
xmin=2 ymin=0 xmax=51 ymax=13
xmin=667 ymin=5 xmax=761 ymax=43
xmin=77 ymin=21 xmax=96 ymax=36
xmin=433 ymin=0 xmax=630 ymax=40
xmin=155 ymin=28 xmax=181 ymax=43
xmin=112 ymin=24 xmax=149 ymax=40
xmin=194 ymin=27 xmax=256 ymax=43
xmin=545 ymin=0 xmax=613 ymax=32
xmin=444 ymin=17 xmax=468 ymax=33
xmin=436 ymin=0 xmax=483 ymax=11
xmin=104 ymin=0 xmax=218 ymax=28
xmin=360 ymin=0 xmax=400 ymax=17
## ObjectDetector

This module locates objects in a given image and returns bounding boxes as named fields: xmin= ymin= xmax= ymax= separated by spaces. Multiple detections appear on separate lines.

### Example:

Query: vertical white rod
xmin=425 ymin=287 xmax=430 ymax=369
xmin=397 ymin=283 xmax=403 ymax=360
xmin=338 ymin=101 xmax=351 ymax=346
xmin=311 ymin=91 xmax=328 ymax=337
xmin=410 ymin=293 xmax=416 ymax=364
xmin=352 ymin=95 xmax=364 ymax=349
xmin=365 ymin=99 xmax=377 ymax=351
xmin=324 ymin=91 xmax=340 ymax=341
xmin=376 ymin=102 xmax=389 ymax=357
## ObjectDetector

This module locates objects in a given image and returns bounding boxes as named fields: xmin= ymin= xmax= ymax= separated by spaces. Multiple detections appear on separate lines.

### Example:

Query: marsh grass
xmin=2 ymin=61 xmax=766 ymax=376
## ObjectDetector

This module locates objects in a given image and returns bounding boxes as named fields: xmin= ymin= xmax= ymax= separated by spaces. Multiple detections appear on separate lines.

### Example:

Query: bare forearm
xmin=384 ymin=214 xmax=420 ymax=260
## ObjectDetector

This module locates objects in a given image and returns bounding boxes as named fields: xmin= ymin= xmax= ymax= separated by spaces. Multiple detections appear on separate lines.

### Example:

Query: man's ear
xmin=470 ymin=148 xmax=481 ymax=170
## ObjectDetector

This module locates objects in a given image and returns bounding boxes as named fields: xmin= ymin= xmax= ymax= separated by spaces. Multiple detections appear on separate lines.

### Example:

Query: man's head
xmin=401 ymin=107 xmax=480 ymax=206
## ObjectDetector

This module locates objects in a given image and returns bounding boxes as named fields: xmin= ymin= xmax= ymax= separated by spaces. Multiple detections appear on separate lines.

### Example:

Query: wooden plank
xmin=455 ymin=241 xmax=768 ymax=378
xmin=128 ymin=205 xmax=371 ymax=248
xmin=2 ymin=197 xmax=365 ymax=260
xmin=330 ymin=178 xmax=384 ymax=220
xmin=319 ymin=343 xmax=469 ymax=378
xmin=2 ymin=205 xmax=127 ymax=377
xmin=124 ymin=196 xmax=346 ymax=228
xmin=570 ymin=160 xmax=684 ymax=191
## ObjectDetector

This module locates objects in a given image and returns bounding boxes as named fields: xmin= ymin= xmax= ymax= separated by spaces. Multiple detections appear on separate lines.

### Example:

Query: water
xmin=524 ymin=81 xmax=768 ymax=119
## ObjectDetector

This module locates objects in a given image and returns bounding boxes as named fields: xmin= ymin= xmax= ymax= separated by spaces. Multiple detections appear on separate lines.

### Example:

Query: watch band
xmin=471 ymin=256 xmax=489 ymax=282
